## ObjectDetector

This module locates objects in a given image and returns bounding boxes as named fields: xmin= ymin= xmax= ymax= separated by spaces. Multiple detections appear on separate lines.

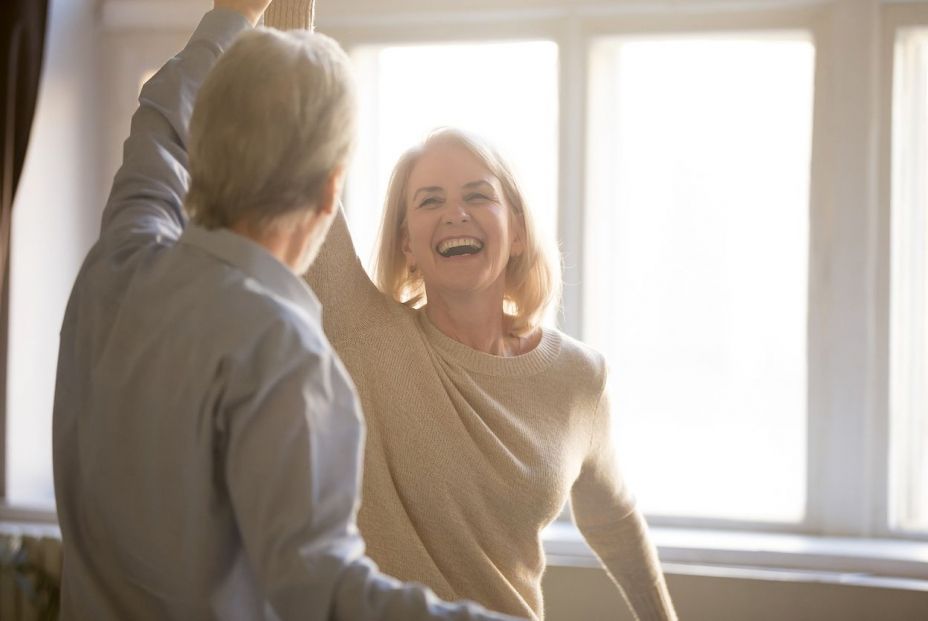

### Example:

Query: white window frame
xmin=4 ymin=0 xmax=928 ymax=584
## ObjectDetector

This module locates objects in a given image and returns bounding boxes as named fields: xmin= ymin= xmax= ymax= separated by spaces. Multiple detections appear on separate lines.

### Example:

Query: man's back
xmin=54 ymin=216 xmax=361 ymax=619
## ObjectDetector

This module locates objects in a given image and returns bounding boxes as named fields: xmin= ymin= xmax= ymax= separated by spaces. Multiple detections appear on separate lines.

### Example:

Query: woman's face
xmin=402 ymin=142 xmax=524 ymax=303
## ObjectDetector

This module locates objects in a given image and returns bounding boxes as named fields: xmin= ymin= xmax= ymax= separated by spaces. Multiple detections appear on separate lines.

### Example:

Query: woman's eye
xmin=465 ymin=193 xmax=492 ymax=202
xmin=418 ymin=197 xmax=442 ymax=208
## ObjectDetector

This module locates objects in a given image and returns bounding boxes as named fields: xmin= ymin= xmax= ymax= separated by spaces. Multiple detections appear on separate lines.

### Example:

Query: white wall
xmin=7 ymin=0 xmax=101 ymax=507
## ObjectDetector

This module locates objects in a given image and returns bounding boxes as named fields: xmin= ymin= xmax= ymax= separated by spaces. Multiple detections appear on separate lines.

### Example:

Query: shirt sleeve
xmin=220 ymin=319 xmax=524 ymax=621
xmin=98 ymin=8 xmax=251 ymax=254
xmin=570 ymin=385 xmax=678 ymax=621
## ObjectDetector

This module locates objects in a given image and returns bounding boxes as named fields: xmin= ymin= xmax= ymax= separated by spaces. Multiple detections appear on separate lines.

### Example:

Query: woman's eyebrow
xmin=412 ymin=186 xmax=444 ymax=200
xmin=462 ymin=180 xmax=495 ymax=192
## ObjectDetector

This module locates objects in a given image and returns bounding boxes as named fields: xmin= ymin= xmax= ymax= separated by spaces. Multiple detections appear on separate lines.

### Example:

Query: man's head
xmin=185 ymin=27 xmax=356 ymax=270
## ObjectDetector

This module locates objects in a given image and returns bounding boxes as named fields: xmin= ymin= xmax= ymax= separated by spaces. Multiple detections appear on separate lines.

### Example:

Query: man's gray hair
xmin=186 ymin=27 xmax=357 ymax=230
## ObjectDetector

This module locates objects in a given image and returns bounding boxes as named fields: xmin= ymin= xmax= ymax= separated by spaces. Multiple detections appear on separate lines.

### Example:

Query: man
xmin=52 ymin=2 xmax=522 ymax=619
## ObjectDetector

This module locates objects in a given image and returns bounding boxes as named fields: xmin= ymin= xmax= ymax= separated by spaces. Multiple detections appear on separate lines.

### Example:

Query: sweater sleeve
xmin=265 ymin=0 xmax=314 ymax=30
xmin=264 ymin=6 xmax=393 ymax=345
xmin=570 ymin=387 xmax=678 ymax=621
xmin=303 ymin=205 xmax=392 ymax=345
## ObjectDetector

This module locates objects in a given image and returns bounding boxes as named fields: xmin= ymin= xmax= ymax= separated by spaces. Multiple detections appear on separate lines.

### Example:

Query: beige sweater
xmin=298 ymin=209 xmax=675 ymax=620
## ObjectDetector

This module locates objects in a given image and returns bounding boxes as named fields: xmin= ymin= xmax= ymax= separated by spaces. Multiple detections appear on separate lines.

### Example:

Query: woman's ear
xmin=401 ymin=225 xmax=416 ymax=272
xmin=510 ymin=210 xmax=526 ymax=258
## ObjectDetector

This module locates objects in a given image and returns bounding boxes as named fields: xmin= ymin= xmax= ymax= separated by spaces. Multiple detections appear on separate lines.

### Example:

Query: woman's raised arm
xmin=304 ymin=205 xmax=387 ymax=344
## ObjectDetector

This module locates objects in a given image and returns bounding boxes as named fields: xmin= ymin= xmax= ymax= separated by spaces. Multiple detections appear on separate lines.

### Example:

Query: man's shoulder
xmin=209 ymin=271 xmax=333 ymax=367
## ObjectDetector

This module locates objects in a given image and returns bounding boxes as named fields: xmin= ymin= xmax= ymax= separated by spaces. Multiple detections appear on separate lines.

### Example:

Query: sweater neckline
xmin=416 ymin=310 xmax=562 ymax=377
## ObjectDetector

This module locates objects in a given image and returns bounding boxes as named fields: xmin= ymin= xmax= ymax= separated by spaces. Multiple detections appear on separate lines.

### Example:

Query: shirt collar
xmin=179 ymin=223 xmax=322 ymax=319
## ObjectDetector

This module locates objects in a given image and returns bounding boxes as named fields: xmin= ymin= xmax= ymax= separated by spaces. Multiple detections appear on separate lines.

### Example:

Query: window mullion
xmin=557 ymin=15 xmax=587 ymax=340
xmin=807 ymin=0 xmax=882 ymax=539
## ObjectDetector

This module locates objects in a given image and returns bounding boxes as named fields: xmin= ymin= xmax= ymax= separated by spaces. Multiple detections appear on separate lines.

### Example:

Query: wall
xmin=7 ymin=0 xmax=101 ymax=507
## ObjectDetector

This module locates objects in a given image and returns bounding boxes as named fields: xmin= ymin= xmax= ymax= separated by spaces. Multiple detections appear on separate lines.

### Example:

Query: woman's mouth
xmin=436 ymin=237 xmax=484 ymax=257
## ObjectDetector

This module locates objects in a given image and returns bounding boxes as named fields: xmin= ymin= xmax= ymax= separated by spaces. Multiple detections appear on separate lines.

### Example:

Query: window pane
xmin=347 ymin=41 xmax=558 ymax=274
xmin=890 ymin=28 xmax=928 ymax=534
xmin=585 ymin=35 xmax=814 ymax=522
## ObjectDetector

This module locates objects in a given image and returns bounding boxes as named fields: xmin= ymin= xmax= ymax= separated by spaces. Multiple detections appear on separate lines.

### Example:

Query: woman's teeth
xmin=437 ymin=238 xmax=484 ymax=257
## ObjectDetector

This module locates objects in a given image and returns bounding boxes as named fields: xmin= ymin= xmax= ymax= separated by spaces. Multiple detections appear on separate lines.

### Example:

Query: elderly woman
xmin=305 ymin=127 xmax=676 ymax=621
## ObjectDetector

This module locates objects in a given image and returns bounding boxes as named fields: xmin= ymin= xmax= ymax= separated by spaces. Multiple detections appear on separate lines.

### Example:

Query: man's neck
xmin=228 ymin=219 xmax=310 ymax=274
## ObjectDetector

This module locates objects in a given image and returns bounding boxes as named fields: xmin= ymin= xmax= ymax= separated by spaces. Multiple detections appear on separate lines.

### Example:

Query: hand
xmin=214 ymin=0 xmax=274 ymax=26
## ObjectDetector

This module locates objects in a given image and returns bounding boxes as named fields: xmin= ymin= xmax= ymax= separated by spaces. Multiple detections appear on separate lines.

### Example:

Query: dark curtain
xmin=0 ymin=0 xmax=49 ymax=494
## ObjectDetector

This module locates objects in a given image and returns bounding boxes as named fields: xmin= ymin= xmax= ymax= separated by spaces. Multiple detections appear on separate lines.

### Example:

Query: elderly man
xmin=51 ymin=2 xmax=523 ymax=620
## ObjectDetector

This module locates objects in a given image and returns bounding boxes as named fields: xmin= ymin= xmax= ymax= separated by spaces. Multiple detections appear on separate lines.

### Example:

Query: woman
xmin=305 ymin=127 xmax=676 ymax=621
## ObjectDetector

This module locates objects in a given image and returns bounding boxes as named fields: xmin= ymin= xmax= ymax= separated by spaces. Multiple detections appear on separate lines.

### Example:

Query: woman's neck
xmin=424 ymin=290 xmax=524 ymax=357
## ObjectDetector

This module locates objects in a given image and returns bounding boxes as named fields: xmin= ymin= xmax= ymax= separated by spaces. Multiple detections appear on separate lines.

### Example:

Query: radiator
xmin=0 ymin=531 xmax=61 ymax=621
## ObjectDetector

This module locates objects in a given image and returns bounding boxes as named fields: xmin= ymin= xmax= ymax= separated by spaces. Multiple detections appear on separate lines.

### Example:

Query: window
xmin=890 ymin=26 xmax=928 ymax=535
xmin=583 ymin=35 xmax=815 ymax=523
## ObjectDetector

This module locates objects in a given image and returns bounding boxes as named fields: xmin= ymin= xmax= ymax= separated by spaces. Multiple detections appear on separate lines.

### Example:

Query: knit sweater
xmin=298 ymin=208 xmax=676 ymax=621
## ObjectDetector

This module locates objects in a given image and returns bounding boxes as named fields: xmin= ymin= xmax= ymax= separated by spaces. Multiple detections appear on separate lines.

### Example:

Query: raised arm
xmin=570 ymin=387 xmax=678 ymax=621
xmin=304 ymin=206 xmax=388 ymax=344
xmin=99 ymin=5 xmax=260 ymax=251
xmin=263 ymin=3 xmax=390 ymax=343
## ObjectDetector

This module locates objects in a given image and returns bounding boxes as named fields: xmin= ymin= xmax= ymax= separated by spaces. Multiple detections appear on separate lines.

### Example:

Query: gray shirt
xmin=51 ymin=9 xmax=521 ymax=621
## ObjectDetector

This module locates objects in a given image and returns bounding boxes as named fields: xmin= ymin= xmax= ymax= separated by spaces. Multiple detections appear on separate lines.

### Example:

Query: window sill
xmin=6 ymin=510 xmax=928 ymax=590
xmin=0 ymin=502 xmax=58 ymax=534
xmin=542 ymin=522 xmax=928 ymax=590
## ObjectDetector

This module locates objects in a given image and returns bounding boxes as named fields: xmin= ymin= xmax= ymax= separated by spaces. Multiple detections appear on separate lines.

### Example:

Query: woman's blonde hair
xmin=186 ymin=28 xmax=356 ymax=230
xmin=373 ymin=128 xmax=561 ymax=335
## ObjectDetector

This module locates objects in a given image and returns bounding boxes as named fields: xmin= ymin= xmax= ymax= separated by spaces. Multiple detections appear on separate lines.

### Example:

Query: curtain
xmin=0 ymin=0 xmax=49 ymax=493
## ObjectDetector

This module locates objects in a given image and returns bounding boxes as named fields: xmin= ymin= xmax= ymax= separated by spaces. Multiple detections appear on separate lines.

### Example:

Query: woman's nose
xmin=443 ymin=201 xmax=469 ymax=224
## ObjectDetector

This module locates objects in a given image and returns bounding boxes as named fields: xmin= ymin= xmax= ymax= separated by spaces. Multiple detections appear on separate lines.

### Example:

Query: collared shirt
xmin=52 ymin=9 xmax=520 ymax=621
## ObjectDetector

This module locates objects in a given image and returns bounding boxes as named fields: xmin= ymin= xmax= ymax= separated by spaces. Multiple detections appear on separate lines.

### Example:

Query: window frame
xmin=321 ymin=0 xmax=928 ymax=545
xmin=324 ymin=1 xmax=848 ymax=537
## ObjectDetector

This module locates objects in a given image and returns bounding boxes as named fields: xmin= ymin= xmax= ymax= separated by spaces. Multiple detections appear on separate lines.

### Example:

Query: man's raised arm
xmin=98 ymin=4 xmax=266 ymax=247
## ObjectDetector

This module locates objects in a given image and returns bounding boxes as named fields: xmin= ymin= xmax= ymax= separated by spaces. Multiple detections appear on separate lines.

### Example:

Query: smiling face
xmin=401 ymin=141 xmax=525 ymax=305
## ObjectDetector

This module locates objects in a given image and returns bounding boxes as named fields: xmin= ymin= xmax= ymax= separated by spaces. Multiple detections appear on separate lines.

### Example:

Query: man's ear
xmin=318 ymin=165 xmax=346 ymax=216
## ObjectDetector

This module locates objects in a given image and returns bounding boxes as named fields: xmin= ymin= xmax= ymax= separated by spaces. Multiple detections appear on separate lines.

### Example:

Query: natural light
xmin=584 ymin=35 xmax=815 ymax=522
xmin=890 ymin=28 xmax=928 ymax=534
